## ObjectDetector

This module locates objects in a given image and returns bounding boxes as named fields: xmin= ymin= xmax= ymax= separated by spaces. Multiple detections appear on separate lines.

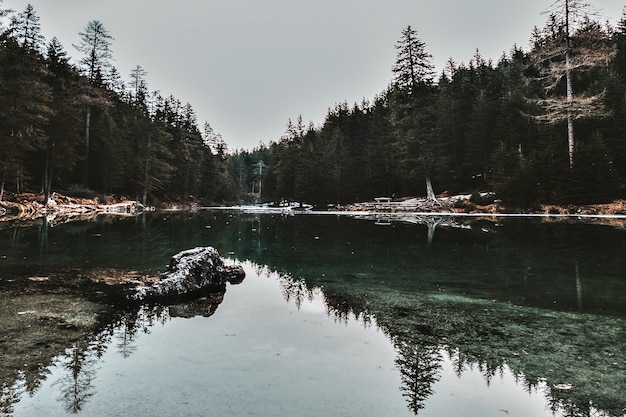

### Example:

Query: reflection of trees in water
xmin=273 ymin=266 xmax=625 ymax=417
xmin=395 ymin=341 xmax=442 ymax=414
xmin=51 ymin=306 xmax=170 ymax=414
xmin=278 ymin=276 xmax=314 ymax=310
xmin=107 ymin=306 xmax=169 ymax=358
xmin=54 ymin=343 xmax=98 ymax=414
xmin=278 ymin=273 xmax=443 ymax=414
xmin=1 ymin=377 xmax=25 ymax=417
xmin=250 ymin=263 xmax=317 ymax=311
xmin=1 ymin=365 xmax=54 ymax=417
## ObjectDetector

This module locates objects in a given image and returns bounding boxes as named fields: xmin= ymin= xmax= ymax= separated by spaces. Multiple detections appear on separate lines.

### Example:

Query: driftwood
xmin=348 ymin=195 xmax=471 ymax=213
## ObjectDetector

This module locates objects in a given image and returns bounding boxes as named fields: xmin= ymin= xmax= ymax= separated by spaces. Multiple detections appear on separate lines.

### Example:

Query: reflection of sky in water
xmin=13 ymin=263 xmax=567 ymax=417
xmin=430 ymin=360 xmax=551 ymax=416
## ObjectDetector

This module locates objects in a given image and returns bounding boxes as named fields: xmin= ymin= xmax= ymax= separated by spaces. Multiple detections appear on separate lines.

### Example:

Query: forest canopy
xmin=1 ymin=2 xmax=626 ymax=208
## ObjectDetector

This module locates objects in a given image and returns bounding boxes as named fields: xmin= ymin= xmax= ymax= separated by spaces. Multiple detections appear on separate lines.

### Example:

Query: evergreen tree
xmin=9 ymin=3 xmax=45 ymax=52
xmin=0 ymin=20 xmax=52 ymax=195
xmin=73 ymin=20 xmax=115 ymax=186
xmin=365 ymin=91 xmax=397 ymax=197
xmin=42 ymin=37 xmax=84 ymax=203
xmin=392 ymin=25 xmax=435 ymax=93
xmin=390 ymin=25 xmax=441 ymax=203
xmin=74 ymin=20 xmax=114 ymax=86
xmin=129 ymin=65 xmax=148 ymax=112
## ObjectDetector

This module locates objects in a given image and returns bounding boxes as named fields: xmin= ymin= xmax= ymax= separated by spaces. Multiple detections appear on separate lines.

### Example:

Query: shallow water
xmin=1 ymin=211 xmax=625 ymax=416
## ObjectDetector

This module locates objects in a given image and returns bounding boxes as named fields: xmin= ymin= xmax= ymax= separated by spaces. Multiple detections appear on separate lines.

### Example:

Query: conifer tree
xmin=390 ymin=25 xmax=440 ymax=203
xmin=9 ymin=3 xmax=44 ymax=52
xmin=0 ymin=9 xmax=52 ymax=195
xmin=74 ymin=20 xmax=114 ymax=86
xmin=42 ymin=37 xmax=84 ymax=203
xmin=74 ymin=20 xmax=115 ymax=186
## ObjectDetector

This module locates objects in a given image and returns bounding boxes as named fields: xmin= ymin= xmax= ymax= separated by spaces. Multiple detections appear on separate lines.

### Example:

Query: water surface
xmin=1 ymin=211 xmax=624 ymax=416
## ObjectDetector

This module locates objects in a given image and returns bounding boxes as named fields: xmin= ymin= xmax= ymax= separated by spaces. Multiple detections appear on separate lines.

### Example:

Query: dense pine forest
xmin=2 ymin=3 xmax=626 ymax=208
xmin=0 ymin=4 xmax=236 ymax=206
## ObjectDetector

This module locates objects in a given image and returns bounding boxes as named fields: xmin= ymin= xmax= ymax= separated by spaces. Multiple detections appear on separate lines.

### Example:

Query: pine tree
xmin=392 ymin=25 xmax=435 ymax=93
xmin=74 ymin=20 xmax=114 ymax=86
xmin=9 ymin=4 xmax=45 ymax=52
xmin=390 ymin=25 xmax=441 ymax=203
xmin=0 ymin=8 xmax=52 ymax=195
xmin=73 ymin=21 xmax=115 ymax=186
xmin=42 ymin=37 xmax=84 ymax=203
xmin=129 ymin=65 xmax=148 ymax=112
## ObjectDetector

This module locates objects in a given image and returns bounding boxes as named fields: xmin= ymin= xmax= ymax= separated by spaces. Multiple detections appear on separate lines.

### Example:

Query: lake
xmin=1 ymin=210 xmax=625 ymax=417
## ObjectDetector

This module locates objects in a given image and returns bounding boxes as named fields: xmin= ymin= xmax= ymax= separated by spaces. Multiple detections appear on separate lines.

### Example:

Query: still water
xmin=1 ymin=211 xmax=625 ymax=416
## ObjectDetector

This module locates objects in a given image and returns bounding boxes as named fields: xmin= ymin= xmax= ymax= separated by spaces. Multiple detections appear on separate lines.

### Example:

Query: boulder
xmin=130 ymin=247 xmax=245 ymax=301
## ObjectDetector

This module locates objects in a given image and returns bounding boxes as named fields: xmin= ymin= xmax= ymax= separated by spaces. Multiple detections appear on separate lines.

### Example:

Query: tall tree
xmin=42 ymin=37 xmax=83 ymax=203
xmin=129 ymin=65 xmax=148 ymax=111
xmin=0 ymin=11 xmax=52 ymax=195
xmin=73 ymin=20 xmax=115 ymax=186
xmin=9 ymin=3 xmax=44 ymax=52
xmin=529 ymin=1 xmax=615 ymax=167
xmin=74 ymin=20 xmax=114 ymax=86
xmin=390 ymin=25 xmax=440 ymax=203
xmin=392 ymin=25 xmax=435 ymax=93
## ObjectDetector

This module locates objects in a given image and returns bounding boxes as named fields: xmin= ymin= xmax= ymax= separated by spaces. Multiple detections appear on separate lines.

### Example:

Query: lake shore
xmin=342 ymin=194 xmax=626 ymax=217
xmin=0 ymin=192 xmax=148 ymax=225
xmin=2 ymin=192 xmax=626 ymax=222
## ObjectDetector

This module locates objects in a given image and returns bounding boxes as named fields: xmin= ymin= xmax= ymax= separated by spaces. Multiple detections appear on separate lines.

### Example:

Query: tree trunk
xmin=565 ymin=0 xmax=575 ymax=168
xmin=83 ymin=106 xmax=91 ymax=185
xmin=425 ymin=218 xmax=442 ymax=247
xmin=575 ymin=259 xmax=583 ymax=312
xmin=566 ymin=46 xmax=574 ymax=167
xmin=143 ymin=132 xmax=152 ymax=206
xmin=43 ymin=144 xmax=55 ymax=205
xmin=425 ymin=176 xmax=439 ymax=204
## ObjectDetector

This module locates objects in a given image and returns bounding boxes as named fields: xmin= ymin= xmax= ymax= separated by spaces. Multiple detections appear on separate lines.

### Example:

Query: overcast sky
xmin=3 ymin=0 xmax=625 ymax=150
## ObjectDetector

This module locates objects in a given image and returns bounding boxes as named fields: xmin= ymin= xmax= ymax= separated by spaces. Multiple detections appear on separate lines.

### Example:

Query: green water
xmin=1 ymin=211 xmax=625 ymax=416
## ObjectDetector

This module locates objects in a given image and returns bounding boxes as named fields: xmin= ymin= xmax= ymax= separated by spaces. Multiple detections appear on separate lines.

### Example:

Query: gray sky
xmin=3 ymin=0 xmax=625 ymax=151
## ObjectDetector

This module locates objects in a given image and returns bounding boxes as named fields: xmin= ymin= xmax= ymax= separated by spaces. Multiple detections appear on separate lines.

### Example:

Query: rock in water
xmin=131 ymin=247 xmax=245 ymax=301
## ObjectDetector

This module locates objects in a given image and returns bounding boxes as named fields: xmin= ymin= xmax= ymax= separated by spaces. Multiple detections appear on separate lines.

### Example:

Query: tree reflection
xmin=1 ymin=378 xmax=24 ymax=417
xmin=4 ymin=251 xmax=625 ymax=417
xmin=51 ymin=305 xmax=170 ymax=413
xmin=54 ymin=343 xmax=98 ymax=414
xmin=272 ymin=265 xmax=626 ymax=417
xmin=114 ymin=314 xmax=140 ymax=358
xmin=395 ymin=341 xmax=442 ymax=414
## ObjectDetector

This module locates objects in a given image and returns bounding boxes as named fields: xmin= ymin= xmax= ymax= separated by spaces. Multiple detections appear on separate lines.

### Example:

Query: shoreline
xmin=0 ymin=192 xmax=148 ymax=225
xmin=210 ymin=194 xmax=626 ymax=219
xmin=2 ymin=192 xmax=626 ymax=223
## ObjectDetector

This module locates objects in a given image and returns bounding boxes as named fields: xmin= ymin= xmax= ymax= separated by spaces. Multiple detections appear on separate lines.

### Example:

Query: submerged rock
xmin=130 ymin=247 xmax=245 ymax=301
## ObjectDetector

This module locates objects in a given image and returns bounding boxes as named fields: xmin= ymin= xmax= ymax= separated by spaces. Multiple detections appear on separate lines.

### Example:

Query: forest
xmin=2 ymin=2 xmax=626 ymax=208
xmin=0 ymin=4 xmax=236 ymax=206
